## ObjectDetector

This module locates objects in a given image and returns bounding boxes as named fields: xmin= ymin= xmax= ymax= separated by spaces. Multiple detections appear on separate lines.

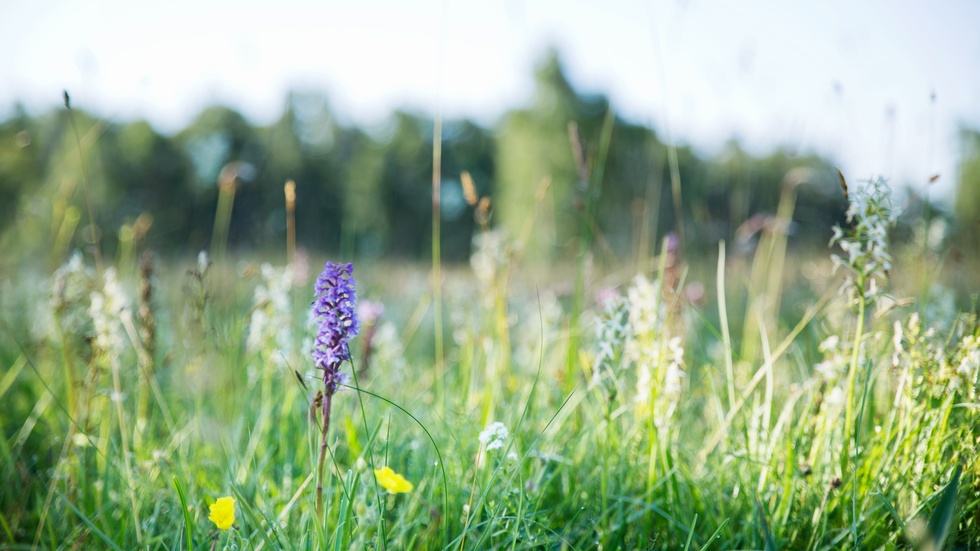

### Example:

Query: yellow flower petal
xmin=373 ymin=466 xmax=413 ymax=494
xmin=208 ymin=496 xmax=236 ymax=530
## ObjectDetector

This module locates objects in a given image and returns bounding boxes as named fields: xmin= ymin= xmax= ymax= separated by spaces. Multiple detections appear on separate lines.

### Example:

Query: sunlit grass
xmin=1 ymin=179 xmax=979 ymax=550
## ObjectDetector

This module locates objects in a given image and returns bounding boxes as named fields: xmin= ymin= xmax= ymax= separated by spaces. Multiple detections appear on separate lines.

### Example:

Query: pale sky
xmin=2 ymin=0 xmax=979 ymax=202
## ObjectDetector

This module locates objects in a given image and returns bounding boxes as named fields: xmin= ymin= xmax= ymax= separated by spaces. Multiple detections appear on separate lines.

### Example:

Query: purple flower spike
xmin=312 ymin=261 xmax=359 ymax=394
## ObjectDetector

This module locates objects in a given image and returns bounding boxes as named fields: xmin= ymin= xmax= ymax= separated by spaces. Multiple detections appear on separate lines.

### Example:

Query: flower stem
xmin=842 ymin=288 xmax=866 ymax=541
xmin=315 ymin=390 xmax=333 ymax=519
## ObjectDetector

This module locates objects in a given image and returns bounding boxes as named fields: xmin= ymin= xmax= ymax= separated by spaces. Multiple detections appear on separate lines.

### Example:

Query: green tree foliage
xmin=494 ymin=51 xmax=846 ymax=261
xmin=0 ymin=55 xmax=861 ymax=269
xmin=0 ymin=107 xmax=43 ymax=235
xmin=258 ymin=92 xmax=348 ymax=253
xmin=100 ymin=120 xmax=193 ymax=247
xmin=496 ymin=49 xmax=604 ymax=260
xmin=373 ymin=112 xmax=495 ymax=260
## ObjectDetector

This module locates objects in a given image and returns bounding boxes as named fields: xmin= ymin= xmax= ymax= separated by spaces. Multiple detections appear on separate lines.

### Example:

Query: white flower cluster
xmin=625 ymin=275 xmax=663 ymax=354
xmin=661 ymin=338 xmax=686 ymax=400
xmin=50 ymin=252 xmax=97 ymax=342
xmin=478 ymin=421 xmax=510 ymax=451
xmin=890 ymin=312 xmax=958 ymax=401
xmin=88 ymin=268 xmax=131 ymax=361
xmin=591 ymin=291 xmax=628 ymax=384
xmin=814 ymin=336 xmax=848 ymax=383
xmin=953 ymin=334 xmax=980 ymax=399
xmin=589 ymin=274 xmax=686 ymax=426
xmin=470 ymin=229 xmax=509 ymax=288
xmin=196 ymin=250 xmax=210 ymax=275
xmin=246 ymin=264 xmax=296 ymax=376
xmin=829 ymin=177 xmax=897 ymax=306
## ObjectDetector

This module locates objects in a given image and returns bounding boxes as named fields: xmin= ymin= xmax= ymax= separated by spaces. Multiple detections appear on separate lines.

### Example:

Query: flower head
xmin=478 ymin=421 xmax=510 ymax=451
xmin=311 ymin=262 xmax=359 ymax=394
xmin=208 ymin=496 xmax=235 ymax=531
xmin=374 ymin=466 xmax=413 ymax=494
xmin=829 ymin=177 xmax=896 ymax=306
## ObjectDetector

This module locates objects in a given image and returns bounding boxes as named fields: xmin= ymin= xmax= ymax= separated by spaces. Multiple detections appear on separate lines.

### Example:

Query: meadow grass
xmin=1 ymin=179 xmax=979 ymax=550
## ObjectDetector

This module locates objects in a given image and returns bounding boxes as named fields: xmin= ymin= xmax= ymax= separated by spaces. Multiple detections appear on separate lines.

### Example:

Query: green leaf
xmin=756 ymin=500 xmax=778 ymax=551
xmin=921 ymin=463 xmax=962 ymax=551
xmin=60 ymin=492 xmax=124 ymax=551
xmin=172 ymin=475 xmax=194 ymax=551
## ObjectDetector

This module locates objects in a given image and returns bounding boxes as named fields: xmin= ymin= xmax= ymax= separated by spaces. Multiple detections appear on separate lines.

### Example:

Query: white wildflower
xmin=591 ymin=290 xmax=628 ymax=383
xmin=814 ymin=334 xmax=849 ymax=383
xmin=663 ymin=363 xmax=685 ymax=400
xmin=634 ymin=361 xmax=652 ymax=409
xmin=892 ymin=320 xmax=904 ymax=367
xmin=89 ymin=268 xmax=130 ymax=360
xmin=829 ymin=177 xmax=896 ymax=306
xmin=197 ymin=250 xmax=210 ymax=275
xmin=818 ymin=336 xmax=840 ymax=354
xmin=620 ymin=274 xmax=686 ymax=425
xmin=825 ymin=387 xmax=846 ymax=407
xmin=908 ymin=312 xmax=920 ymax=335
xmin=478 ymin=422 xmax=509 ymax=451
xmin=625 ymin=275 xmax=661 ymax=346
xmin=470 ymin=229 xmax=509 ymax=287
xmin=953 ymin=335 xmax=980 ymax=396
xmin=50 ymin=251 xmax=97 ymax=343
xmin=245 ymin=263 xmax=295 ymax=376
xmin=662 ymin=337 xmax=685 ymax=399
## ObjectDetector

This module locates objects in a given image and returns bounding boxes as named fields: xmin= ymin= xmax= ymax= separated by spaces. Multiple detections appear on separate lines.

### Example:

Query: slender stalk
xmin=568 ymin=122 xmax=590 ymax=395
xmin=285 ymin=180 xmax=296 ymax=265
xmin=171 ymin=476 xmax=193 ymax=551
xmin=717 ymin=241 xmax=736 ymax=412
xmin=54 ymin=311 xmax=77 ymax=419
xmin=315 ymin=391 xmax=334 ymax=519
xmin=565 ymin=112 xmax=614 ymax=394
xmin=135 ymin=252 xmax=156 ymax=437
xmin=110 ymin=350 xmax=143 ymax=542
xmin=494 ymin=275 xmax=511 ymax=384
xmin=666 ymin=144 xmax=684 ymax=248
xmin=64 ymin=91 xmax=103 ymax=275
xmin=432 ymin=114 xmax=444 ymax=411
xmin=843 ymin=295 xmax=866 ymax=460
xmin=842 ymin=289 xmax=867 ymax=544
xmin=211 ymin=178 xmax=237 ymax=265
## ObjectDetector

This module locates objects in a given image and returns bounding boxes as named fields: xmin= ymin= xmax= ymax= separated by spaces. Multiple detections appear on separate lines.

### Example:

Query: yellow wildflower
xmin=208 ymin=496 xmax=236 ymax=530
xmin=373 ymin=466 xmax=413 ymax=494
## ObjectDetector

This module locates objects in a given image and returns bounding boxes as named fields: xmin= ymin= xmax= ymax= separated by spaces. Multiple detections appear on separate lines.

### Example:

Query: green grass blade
xmin=699 ymin=518 xmax=731 ymax=551
xmin=59 ymin=492 xmax=124 ymax=551
xmin=756 ymin=500 xmax=777 ymax=551
xmin=921 ymin=463 xmax=962 ymax=551
xmin=874 ymin=491 xmax=910 ymax=544
xmin=682 ymin=514 xmax=698 ymax=551
xmin=172 ymin=475 xmax=194 ymax=551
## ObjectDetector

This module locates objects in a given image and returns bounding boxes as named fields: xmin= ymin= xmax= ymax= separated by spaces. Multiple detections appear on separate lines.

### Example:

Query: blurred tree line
xmin=4 ymin=51 xmax=973 ymax=269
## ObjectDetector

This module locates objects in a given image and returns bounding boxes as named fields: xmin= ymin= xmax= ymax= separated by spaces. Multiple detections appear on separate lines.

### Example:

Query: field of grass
xmin=1 ymin=178 xmax=978 ymax=550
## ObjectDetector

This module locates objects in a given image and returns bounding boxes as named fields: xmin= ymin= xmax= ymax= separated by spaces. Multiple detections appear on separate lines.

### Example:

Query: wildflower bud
xmin=284 ymin=180 xmax=296 ymax=211
xmin=138 ymin=251 xmax=156 ymax=360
